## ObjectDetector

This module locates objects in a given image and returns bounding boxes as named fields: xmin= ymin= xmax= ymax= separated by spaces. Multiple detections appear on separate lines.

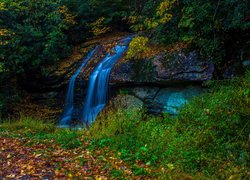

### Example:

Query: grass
xmin=0 ymin=71 xmax=249 ymax=179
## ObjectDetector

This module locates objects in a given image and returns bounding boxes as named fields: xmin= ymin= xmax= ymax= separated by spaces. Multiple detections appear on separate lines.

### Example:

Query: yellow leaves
xmin=126 ymin=36 xmax=151 ymax=61
xmin=59 ymin=5 xmax=77 ymax=26
xmin=144 ymin=18 xmax=159 ymax=29
xmin=131 ymin=24 xmax=145 ymax=32
xmin=124 ymin=15 xmax=146 ymax=31
xmin=89 ymin=17 xmax=111 ymax=37
xmin=96 ymin=176 xmax=107 ymax=180
xmin=127 ymin=0 xmax=177 ymax=31
xmin=6 ymin=174 xmax=16 ymax=178
xmin=0 ymin=29 xmax=10 ymax=36
xmin=68 ymin=173 xmax=73 ymax=178
xmin=160 ymin=14 xmax=173 ymax=24
xmin=0 ymin=2 xmax=6 ymax=11
xmin=155 ymin=0 xmax=176 ymax=26
xmin=156 ymin=0 xmax=176 ymax=17
xmin=167 ymin=163 xmax=175 ymax=170
xmin=0 ymin=29 xmax=14 ymax=46
xmin=125 ymin=15 xmax=140 ymax=24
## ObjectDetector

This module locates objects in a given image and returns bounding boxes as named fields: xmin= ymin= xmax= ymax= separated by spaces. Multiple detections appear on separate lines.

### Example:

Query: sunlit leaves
xmin=126 ymin=36 xmax=150 ymax=61
xmin=89 ymin=17 xmax=111 ymax=37
xmin=0 ymin=29 xmax=13 ymax=46
xmin=126 ymin=0 xmax=177 ymax=31
xmin=59 ymin=5 xmax=77 ymax=26
xmin=144 ymin=18 xmax=159 ymax=29
xmin=0 ymin=2 xmax=6 ymax=11
xmin=156 ymin=1 xmax=175 ymax=17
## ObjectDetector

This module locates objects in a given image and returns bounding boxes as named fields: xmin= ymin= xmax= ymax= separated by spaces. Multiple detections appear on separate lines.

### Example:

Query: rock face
xmin=153 ymin=87 xmax=202 ymax=115
xmin=153 ymin=51 xmax=214 ymax=81
xmin=111 ymin=86 xmax=203 ymax=115
xmin=51 ymin=38 xmax=216 ymax=118
xmin=110 ymin=51 xmax=214 ymax=84
xmin=109 ymin=50 xmax=213 ymax=115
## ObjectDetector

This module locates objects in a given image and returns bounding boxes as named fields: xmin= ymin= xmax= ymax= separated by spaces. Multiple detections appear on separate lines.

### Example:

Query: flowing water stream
xmin=60 ymin=37 xmax=132 ymax=127
xmin=82 ymin=37 xmax=132 ymax=125
xmin=60 ymin=46 xmax=98 ymax=127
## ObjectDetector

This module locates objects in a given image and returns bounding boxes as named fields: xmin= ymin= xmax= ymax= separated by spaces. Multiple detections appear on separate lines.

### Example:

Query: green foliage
xmin=53 ymin=129 xmax=83 ymax=149
xmin=0 ymin=62 xmax=3 ymax=73
xmin=0 ymin=0 xmax=72 ymax=76
xmin=123 ymin=0 xmax=249 ymax=63
xmin=126 ymin=36 xmax=150 ymax=61
xmin=127 ymin=0 xmax=176 ymax=31
xmin=0 ymin=72 xmax=249 ymax=178
xmin=0 ymin=116 xmax=55 ymax=133
xmin=88 ymin=72 xmax=250 ymax=178
xmin=0 ymin=116 xmax=84 ymax=149
xmin=89 ymin=17 xmax=111 ymax=37
xmin=171 ymin=0 xmax=249 ymax=62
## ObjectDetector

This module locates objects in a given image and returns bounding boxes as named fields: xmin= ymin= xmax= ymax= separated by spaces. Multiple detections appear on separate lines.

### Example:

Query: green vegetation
xmin=1 ymin=72 xmax=249 ymax=178
xmin=1 ymin=0 xmax=248 ymax=76
xmin=0 ymin=0 xmax=249 ymax=178
xmin=0 ymin=0 xmax=249 ymax=115
xmin=125 ymin=36 xmax=150 ymax=60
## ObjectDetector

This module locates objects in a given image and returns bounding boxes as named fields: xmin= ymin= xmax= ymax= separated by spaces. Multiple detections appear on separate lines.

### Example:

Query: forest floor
xmin=0 ymin=128 xmax=158 ymax=179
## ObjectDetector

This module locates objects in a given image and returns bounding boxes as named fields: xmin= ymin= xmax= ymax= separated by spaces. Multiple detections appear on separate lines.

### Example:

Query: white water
xmin=60 ymin=46 xmax=98 ymax=126
xmin=81 ymin=37 xmax=132 ymax=125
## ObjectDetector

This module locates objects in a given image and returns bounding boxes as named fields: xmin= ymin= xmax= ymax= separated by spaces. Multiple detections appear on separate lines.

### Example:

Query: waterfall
xmin=60 ymin=46 xmax=98 ymax=127
xmin=81 ymin=37 xmax=132 ymax=125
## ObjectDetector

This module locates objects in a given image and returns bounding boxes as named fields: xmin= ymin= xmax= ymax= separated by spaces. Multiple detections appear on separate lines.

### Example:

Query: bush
xmin=125 ymin=36 xmax=150 ymax=61
xmin=89 ymin=71 xmax=250 ymax=178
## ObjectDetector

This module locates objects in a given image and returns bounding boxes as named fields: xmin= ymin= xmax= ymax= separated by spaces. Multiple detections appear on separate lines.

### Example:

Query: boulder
xmin=243 ymin=60 xmax=250 ymax=67
xmin=112 ymin=94 xmax=143 ymax=110
xmin=113 ymin=86 xmax=203 ymax=115
xmin=153 ymin=87 xmax=203 ymax=115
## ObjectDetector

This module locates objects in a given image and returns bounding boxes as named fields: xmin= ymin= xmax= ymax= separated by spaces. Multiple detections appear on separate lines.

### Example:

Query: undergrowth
xmin=0 ymin=71 xmax=249 ymax=178
xmin=89 ymin=71 xmax=250 ymax=178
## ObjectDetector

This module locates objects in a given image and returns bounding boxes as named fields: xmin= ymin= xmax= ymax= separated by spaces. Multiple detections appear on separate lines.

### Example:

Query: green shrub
xmin=125 ymin=36 xmax=150 ymax=61
xmin=53 ymin=129 xmax=83 ymax=149
xmin=89 ymin=71 xmax=250 ymax=178
xmin=0 ymin=72 xmax=249 ymax=178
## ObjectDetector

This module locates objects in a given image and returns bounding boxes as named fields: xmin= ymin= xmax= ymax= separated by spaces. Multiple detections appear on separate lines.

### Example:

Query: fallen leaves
xmin=0 ymin=135 xmax=150 ymax=179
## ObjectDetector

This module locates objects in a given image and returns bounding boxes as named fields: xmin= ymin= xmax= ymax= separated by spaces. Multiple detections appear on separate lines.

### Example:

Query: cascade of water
xmin=60 ymin=46 xmax=98 ymax=126
xmin=82 ymin=37 xmax=132 ymax=125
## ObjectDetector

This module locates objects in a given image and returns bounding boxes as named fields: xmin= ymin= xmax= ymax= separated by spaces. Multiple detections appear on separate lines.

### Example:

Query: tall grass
xmin=0 ymin=115 xmax=55 ymax=133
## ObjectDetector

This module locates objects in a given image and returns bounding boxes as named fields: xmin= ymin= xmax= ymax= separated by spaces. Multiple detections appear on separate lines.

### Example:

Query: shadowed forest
xmin=0 ymin=0 xmax=249 ymax=179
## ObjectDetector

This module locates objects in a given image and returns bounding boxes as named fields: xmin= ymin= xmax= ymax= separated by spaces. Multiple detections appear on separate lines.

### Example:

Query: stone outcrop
xmin=109 ymin=50 xmax=214 ymax=115
xmin=110 ymin=51 xmax=214 ymax=85
xmin=36 ymin=37 xmax=216 ymax=118
xmin=111 ymin=86 xmax=203 ymax=115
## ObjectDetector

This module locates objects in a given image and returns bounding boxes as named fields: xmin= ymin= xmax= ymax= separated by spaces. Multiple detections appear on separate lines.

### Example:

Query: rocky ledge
xmin=109 ymin=50 xmax=214 ymax=115
xmin=110 ymin=51 xmax=214 ymax=85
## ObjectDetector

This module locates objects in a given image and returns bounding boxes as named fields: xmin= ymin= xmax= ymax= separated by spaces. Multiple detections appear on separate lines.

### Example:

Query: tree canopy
xmin=0 ymin=0 xmax=249 ymax=113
